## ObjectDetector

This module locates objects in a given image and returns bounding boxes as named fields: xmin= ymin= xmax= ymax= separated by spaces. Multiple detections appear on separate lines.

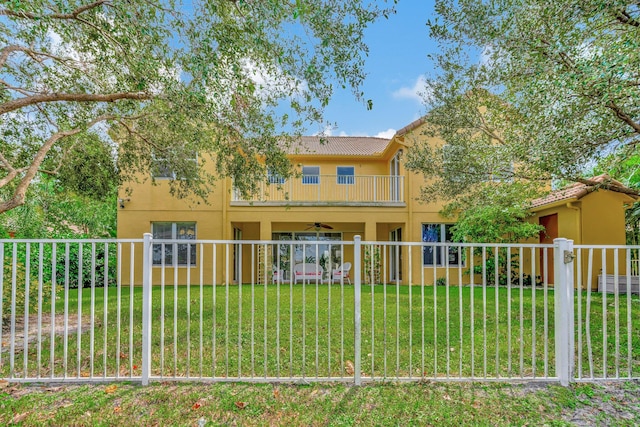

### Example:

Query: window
xmin=422 ymin=223 xmax=462 ymax=266
xmin=336 ymin=166 xmax=355 ymax=184
xmin=152 ymin=152 xmax=197 ymax=179
xmin=152 ymin=158 xmax=174 ymax=178
xmin=152 ymin=222 xmax=196 ymax=266
xmin=302 ymin=166 xmax=320 ymax=184
xmin=268 ymin=169 xmax=286 ymax=184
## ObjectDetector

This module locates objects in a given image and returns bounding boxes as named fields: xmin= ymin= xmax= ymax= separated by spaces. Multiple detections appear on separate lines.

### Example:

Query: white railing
xmin=0 ymin=237 xmax=638 ymax=385
xmin=231 ymin=175 xmax=405 ymax=204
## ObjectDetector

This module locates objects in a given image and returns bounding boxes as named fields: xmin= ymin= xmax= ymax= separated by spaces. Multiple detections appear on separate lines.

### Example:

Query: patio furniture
xmin=294 ymin=263 xmax=324 ymax=283
xmin=331 ymin=262 xmax=352 ymax=284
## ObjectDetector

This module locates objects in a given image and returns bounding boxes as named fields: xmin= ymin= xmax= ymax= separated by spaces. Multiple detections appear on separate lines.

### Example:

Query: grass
xmin=1 ymin=283 xmax=639 ymax=381
xmin=1 ymin=380 xmax=639 ymax=426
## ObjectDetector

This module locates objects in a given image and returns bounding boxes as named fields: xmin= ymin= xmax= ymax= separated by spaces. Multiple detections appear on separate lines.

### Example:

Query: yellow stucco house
xmin=117 ymin=118 xmax=636 ymax=288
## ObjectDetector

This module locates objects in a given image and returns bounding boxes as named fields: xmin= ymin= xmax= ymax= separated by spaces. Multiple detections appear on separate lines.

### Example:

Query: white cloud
xmin=312 ymin=124 xmax=335 ymax=136
xmin=392 ymin=75 xmax=430 ymax=104
xmin=375 ymin=128 xmax=396 ymax=139
xmin=243 ymin=59 xmax=307 ymax=99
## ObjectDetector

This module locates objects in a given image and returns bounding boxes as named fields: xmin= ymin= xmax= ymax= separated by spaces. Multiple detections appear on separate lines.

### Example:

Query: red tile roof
xmin=287 ymin=136 xmax=392 ymax=156
xmin=531 ymin=174 xmax=637 ymax=209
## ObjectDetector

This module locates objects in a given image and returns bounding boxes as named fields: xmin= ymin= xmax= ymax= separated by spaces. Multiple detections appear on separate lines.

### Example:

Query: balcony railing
xmin=231 ymin=174 xmax=405 ymax=206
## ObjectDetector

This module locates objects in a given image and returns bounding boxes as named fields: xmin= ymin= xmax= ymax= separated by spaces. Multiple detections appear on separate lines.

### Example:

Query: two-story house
xmin=117 ymin=117 xmax=636 ymax=288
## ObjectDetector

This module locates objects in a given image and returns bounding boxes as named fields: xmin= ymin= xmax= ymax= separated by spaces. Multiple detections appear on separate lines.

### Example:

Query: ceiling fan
xmin=305 ymin=222 xmax=334 ymax=231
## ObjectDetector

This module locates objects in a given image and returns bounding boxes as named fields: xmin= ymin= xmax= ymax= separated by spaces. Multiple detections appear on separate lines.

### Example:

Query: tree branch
xmin=606 ymin=100 xmax=640 ymax=134
xmin=574 ymin=177 xmax=640 ymax=197
xmin=0 ymin=1 xmax=108 ymax=21
xmin=616 ymin=8 xmax=640 ymax=27
xmin=0 ymin=91 xmax=152 ymax=115
xmin=0 ymin=114 xmax=115 ymax=213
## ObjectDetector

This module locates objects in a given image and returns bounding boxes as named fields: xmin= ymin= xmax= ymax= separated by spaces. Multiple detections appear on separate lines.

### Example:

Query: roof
xmin=531 ymin=174 xmax=637 ymax=209
xmin=395 ymin=116 xmax=427 ymax=137
xmin=287 ymin=136 xmax=392 ymax=156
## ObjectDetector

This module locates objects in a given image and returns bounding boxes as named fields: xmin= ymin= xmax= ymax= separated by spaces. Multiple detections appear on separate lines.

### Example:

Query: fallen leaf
xmin=192 ymin=402 xmax=202 ymax=410
xmin=235 ymin=401 xmax=247 ymax=410
xmin=12 ymin=412 xmax=30 ymax=423
xmin=80 ymin=371 xmax=90 ymax=378
xmin=119 ymin=352 xmax=127 ymax=359
xmin=105 ymin=385 xmax=117 ymax=394
xmin=273 ymin=388 xmax=280 ymax=399
xmin=114 ymin=406 xmax=122 ymax=413
xmin=345 ymin=360 xmax=355 ymax=376
xmin=132 ymin=365 xmax=138 ymax=370
xmin=443 ymin=394 xmax=452 ymax=401
xmin=0 ymin=380 xmax=9 ymax=389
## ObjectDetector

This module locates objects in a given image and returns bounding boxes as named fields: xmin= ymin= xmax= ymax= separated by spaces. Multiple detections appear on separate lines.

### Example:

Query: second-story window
xmin=336 ymin=166 xmax=355 ymax=184
xmin=302 ymin=166 xmax=320 ymax=184
xmin=152 ymin=152 xmax=197 ymax=179
xmin=268 ymin=169 xmax=286 ymax=184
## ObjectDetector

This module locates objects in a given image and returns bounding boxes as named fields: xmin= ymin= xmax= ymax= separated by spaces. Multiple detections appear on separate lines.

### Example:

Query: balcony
xmin=231 ymin=175 xmax=405 ymax=206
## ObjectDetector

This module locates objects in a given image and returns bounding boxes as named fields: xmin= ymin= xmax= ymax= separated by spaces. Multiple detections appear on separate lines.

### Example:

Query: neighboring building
xmin=529 ymin=174 xmax=638 ymax=289
xmin=117 ymin=118 xmax=636 ymax=287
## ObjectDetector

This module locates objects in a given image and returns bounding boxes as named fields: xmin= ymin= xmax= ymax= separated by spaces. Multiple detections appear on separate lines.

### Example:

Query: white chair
xmin=294 ymin=263 xmax=324 ymax=284
xmin=331 ymin=262 xmax=352 ymax=284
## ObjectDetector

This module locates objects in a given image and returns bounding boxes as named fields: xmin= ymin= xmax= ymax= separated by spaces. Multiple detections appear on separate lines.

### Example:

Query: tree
xmin=406 ymin=1 xmax=640 ymax=236
xmin=0 ymin=0 xmax=395 ymax=213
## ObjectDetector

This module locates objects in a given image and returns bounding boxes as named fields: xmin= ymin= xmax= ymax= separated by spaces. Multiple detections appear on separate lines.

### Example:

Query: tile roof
xmin=395 ymin=116 xmax=427 ymax=137
xmin=530 ymin=174 xmax=636 ymax=209
xmin=287 ymin=136 xmax=392 ymax=156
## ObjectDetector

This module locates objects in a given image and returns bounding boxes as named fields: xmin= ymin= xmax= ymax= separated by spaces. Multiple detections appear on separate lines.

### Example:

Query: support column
xmin=260 ymin=220 xmax=272 ymax=241
xmin=363 ymin=220 xmax=376 ymax=242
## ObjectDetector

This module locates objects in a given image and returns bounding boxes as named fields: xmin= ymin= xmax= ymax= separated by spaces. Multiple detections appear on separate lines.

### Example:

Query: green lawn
xmin=1 ymin=381 xmax=640 ymax=426
xmin=1 ymin=283 xmax=639 ymax=381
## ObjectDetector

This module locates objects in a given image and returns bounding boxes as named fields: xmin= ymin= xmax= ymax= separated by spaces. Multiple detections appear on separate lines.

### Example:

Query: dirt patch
xmin=561 ymin=381 xmax=640 ymax=426
xmin=1 ymin=314 xmax=95 ymax=352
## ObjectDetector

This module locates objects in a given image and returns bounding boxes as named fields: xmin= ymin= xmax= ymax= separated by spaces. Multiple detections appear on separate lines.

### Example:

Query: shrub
xmin=2 ymin=262 xmax=54 ymax=327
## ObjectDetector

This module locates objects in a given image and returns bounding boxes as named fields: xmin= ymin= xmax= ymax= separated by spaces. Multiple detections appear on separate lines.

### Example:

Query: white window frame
xmin=336 ymin=166 xmax=355 ymax=185
xmin=152 ymin=153 xmax=198 ymax=180
xmin=302 ymin=165 xmax=320 ymax=185
xmin=152 ymin=222 xmax=197 ymax=266
xmin=267 ymin=169 xmax=286 ymax=184
xmin=422 ymin=223 xmax=463 ymax=267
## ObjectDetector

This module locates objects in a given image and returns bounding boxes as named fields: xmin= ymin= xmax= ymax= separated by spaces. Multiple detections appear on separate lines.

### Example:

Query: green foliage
xmin=0 ymin=176 xmax=116 ymax=238
xmin=0 ymin=0 xmax=396 ymax=212
xmin=407 ymin=1 xmax=640 ymax=233
xmin=469 ymin=249 xmax=541 ymax=288
xmin=442 ymin=183 xmax=543 ymax=244
xmin=363 ymin=244 xmax=381 ymax=283
xmin=57 ymin=134 xmax=118 ymax=202
xmin=2 ymin=261 xmax=53 ymax=327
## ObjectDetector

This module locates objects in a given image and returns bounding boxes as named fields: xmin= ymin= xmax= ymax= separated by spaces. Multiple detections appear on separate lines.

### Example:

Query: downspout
xmin=222 ymin=178 xmax=228 ymax=240
xmin=566 ymin=201 xmax=583 ymax=290
xmin=566 ymin=202 xmax=582 ymax=244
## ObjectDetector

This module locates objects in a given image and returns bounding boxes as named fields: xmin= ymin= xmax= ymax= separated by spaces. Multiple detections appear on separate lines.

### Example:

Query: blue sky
xmin=317 ymin=1 xmax=438 ymax=138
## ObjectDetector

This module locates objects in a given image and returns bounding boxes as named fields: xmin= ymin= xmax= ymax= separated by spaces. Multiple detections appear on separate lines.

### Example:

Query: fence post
xmin=141 ymin=233 xmax=153 ymax=386
xmin=554 ymin=238 xmax=575 ymax=386
xmin=353 ymin=235 xmax=362 ymax=385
